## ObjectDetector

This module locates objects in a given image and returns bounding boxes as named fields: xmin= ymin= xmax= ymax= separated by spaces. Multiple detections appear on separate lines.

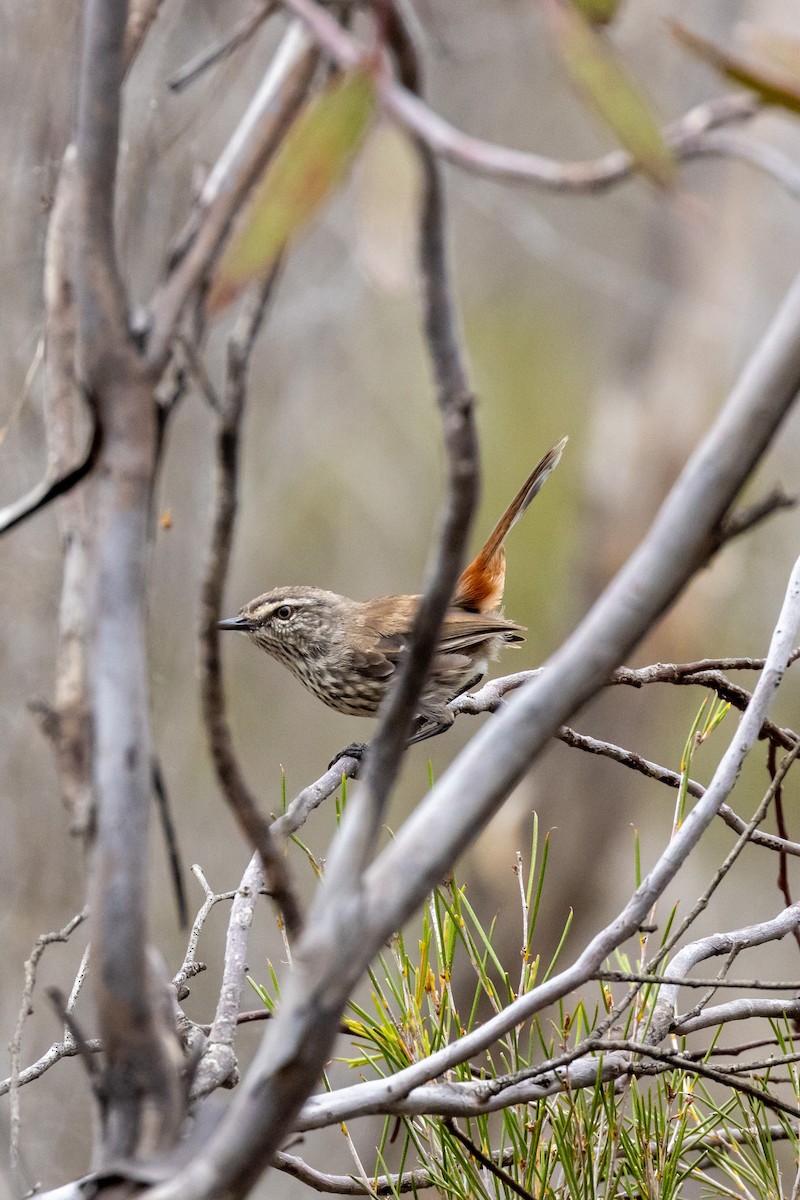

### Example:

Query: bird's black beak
xmin=218 ymin=615 xmax=256 ymax=632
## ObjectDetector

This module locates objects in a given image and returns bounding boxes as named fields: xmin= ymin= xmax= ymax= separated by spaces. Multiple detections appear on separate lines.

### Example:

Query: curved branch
xmin=198 ymin=270 xmax=303 ymax=938
xmin=145 ymin=24 xmax=318 ymax=370
xmin=278 ymin=0 xmax=785 ymax=195
xmin=0 ymin=395 xmax=101 ymax=538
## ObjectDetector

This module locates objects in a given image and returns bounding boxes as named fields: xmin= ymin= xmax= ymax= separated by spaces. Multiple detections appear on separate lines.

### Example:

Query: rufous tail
xmin=453 ymin=436 xmax=567 ymax=613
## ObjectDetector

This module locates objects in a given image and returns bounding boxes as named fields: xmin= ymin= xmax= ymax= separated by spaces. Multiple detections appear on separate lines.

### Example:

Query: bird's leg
xmin=328 ymin=741 xmax=367 ymax=772
xmin=330 ymin=671 xmax=487 ymax=767
xmin=406 ymin=672 xmax=484 ymax=746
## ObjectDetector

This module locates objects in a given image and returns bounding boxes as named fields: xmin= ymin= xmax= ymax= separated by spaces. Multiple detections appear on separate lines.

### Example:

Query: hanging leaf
xmin=670 ymin=21 xmax=800 ymax=116
xmin=543 ymin=0 xmax=674 ymax=187
xmin=568 ymin=0 xmax=623 ymax=28
xmin=209 ymin=69 xmax=376 ymax=314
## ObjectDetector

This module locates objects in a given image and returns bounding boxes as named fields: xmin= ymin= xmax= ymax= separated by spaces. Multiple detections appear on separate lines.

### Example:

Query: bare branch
xmin=172 ymin=866 xmax=239 ymax=994
xmin=75 ymin=0 xmax=184 ymax=1159
xmin=191 ymin=854 xmax=265 ymax=1099
xmin=715 ymin=484 xmax=797 ymax=544
xmin=145 ymin=24 xmax=318 ymax=370
xmin=273 ymin=1148 xmax=457 ymax=1195
xmin=277 ymin=0 xmax=792 ymax=196
xmin=9 ymin=911 xmax=89 ymax=1169
xmin=675 ymin=996 xmax=800 ymax=1034
xmin=648 ymin=904 xmax=800 ymax=1045
xmin=167 ymin=2 xmax=278 ymax=93
xmin=0 ymin=1040 xmax=103 ymax=1100
xmin=596 ymin=971 xmax=800 ymax=990
xmin=273 ymin=757 xmax=359 ymax=839
xmin=557 ymin=724 xmax=800 ymax=856
xmin=198 ymin=270 xmax=303 ymax=938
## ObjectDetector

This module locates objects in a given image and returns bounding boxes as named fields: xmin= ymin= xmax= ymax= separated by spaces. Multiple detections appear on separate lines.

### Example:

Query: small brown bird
xmin=219 ymin=438 xmax=566 ymax=747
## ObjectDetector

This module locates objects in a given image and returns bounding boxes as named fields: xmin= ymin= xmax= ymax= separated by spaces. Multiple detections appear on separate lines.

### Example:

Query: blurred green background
xmin=2 ymin=0 xmax=800 ymax=1189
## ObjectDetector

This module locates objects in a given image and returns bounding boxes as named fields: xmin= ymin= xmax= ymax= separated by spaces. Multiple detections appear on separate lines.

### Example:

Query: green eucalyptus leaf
xmin=209 ymin=69 xmax=376 ymax=313
xmin=546 ymin=0 xmax=674 ymax=187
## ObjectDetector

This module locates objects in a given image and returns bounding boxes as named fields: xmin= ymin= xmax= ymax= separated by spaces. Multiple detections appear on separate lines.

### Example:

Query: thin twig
xmin=146 ymin=23 xmax=318 ymax=370
xmin=197 ymin=268 xmax=303 ymax=938
xmin=443 ymin=1118 xmax=535 ymax=1200
xmin=152 ymin=755 xmax=189 ymax=928
xmin=172 ymin=866 xmax=239 ymax=993
xmin=191 ymin=854 xmax=265 ymax=1099
xmin=277 ymin=0 xmax=800 ymax=199
xmin=557 ymin=724 xmax=800 ymax=856
xmin=167 ymin=1 xmax=277 ymax=92
xmin=9 ymin=910 xmax=89 ymax=1169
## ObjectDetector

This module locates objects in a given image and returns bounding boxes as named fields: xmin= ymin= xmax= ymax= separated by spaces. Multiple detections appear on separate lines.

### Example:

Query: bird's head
xmin=218 ymin=586 xmax=349 ymax=665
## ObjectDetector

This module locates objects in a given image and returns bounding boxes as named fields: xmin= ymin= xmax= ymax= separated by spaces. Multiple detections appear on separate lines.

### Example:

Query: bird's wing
xmin=351 ymin=600 xmax=524 ymax=683
xmin=438 ymin=609 xmax=525 ymax=653
xmin=350 ymin=641 xmax=400 ymax=679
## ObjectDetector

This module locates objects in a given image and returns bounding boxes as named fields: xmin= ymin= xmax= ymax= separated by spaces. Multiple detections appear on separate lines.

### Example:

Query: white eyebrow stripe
xmin=257 ymin=598 xmax=313 ymax=617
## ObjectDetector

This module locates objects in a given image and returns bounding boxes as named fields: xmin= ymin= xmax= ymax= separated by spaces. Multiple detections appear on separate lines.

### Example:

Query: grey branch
xmin=277 ymin=0 xmax=800 ymax=198
xmin=146 ymin=23 xmax=318 ymax=370
xmin=8 ymin=910 xmax=89 ymax=1169
xmin=75 ymin=0 xmax=184 ymax=1159
xmin=289 ymin=552 xmax=800 ymax=1132
xmin=648 ymin=904 xmax=800 ymax=1045
xmin=675 ymin=996 xmax=800 ymax=1035
xmin=191 ymin=854 xmax=265 ymax=1099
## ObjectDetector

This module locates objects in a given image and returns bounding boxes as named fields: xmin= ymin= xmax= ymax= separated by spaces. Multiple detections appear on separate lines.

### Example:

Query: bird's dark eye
xmin=275 ymin=605 xmax=294 ymax=621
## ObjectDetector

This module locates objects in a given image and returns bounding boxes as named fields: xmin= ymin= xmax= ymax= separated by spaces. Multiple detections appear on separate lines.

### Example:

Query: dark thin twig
xmin=443 ymin=1118 xmax=535 ymax=1200
xmin=769 ymin=740 xmax=800 ymax=953
xmin=0 ymin=392 xmax=101 ymax=538
xmin=167 ymin=1 xmax=277 ymax=92
xmin=323 ymin=0 xmax=480 ymax=886
xmin=151 ymin=756 xmax=188 ymax=928
xmin=598 ymin=1038 xmax=800 ymax=1121
xmin=596 ymin=971 xmax=800 ymax=991
xmin=715 ymin=486 xmax=797 ymax=544
xmin=46 ymin=987 xmax=102 ymax=1092
xmin=198 ymin=267 xmax=303 ymax=938
xmin=557 ymin=724 xmax=800 ymax=856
